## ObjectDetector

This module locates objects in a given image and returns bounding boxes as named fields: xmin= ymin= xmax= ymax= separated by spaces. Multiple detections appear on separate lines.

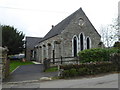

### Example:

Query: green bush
xmin=62 ymin=70 xmax=70 ymax=77
xmin=78 ymin=48 xmax=119 ymax=63
xmin=60 ymin=61 xmax=118 ymax=78
xmin=113 ymin=42 xmax=120 ymax=49
xmin=60 ymin=48 xmax=119 ymax=78
xmin=78 ymin=67 xmax=89 ymax=75
xmin=45 ymin=66 xmax=58 ymax=72
xmin=69 ymin=68 xmax=78 ymax=77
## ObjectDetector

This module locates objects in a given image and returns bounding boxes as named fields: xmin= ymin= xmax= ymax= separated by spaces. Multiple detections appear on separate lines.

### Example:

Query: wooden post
xmin=53 ymin=50 xmax=55 ymax=64
xmin=61 ymin=56 xmax=62 ymax=64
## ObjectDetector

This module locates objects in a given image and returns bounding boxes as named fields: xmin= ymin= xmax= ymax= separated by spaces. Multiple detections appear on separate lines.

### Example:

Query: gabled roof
xmin=26 ymin=36 xmax=42 ymax=49
xmin=39 ymin=8 xmax=100 ymax=43
xmin=39 ymin=8 xmax=81 ymax=43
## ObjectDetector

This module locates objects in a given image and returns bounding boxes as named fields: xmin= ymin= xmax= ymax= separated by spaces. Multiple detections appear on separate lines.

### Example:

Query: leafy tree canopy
xmin=2 ymin=25 xmax=25 ymax=55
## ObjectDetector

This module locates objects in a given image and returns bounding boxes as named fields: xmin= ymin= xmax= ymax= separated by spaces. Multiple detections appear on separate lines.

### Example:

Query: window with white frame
xmin=72 ymin=35 xmax=78 ymax=57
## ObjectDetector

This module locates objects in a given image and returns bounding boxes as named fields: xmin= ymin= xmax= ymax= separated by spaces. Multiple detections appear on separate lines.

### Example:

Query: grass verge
xmin=10 ymin=60 xmax=34 ymax=73
xmin=45 ymin=66 xmax=58 ymax=72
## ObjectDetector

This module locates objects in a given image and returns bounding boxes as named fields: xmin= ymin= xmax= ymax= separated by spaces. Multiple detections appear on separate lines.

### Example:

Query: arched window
xmin=80 ymin=33 xmax=84 ymax=51
xmin=72 ymin=36 xmax=78 ymax=57
xmin=86 ymin=37 xmax=91 ymax=49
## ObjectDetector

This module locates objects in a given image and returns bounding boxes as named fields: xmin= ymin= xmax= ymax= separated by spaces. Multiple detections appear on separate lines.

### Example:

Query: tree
xmin=110 ymin=18 xmax=120 ymax=41
xmin=100 ymin=17 xmax=119 ymax=47
xmin=113 ymin=41 xmax=120 ymax=49
xmin=2 ymin=25 xmax=25 ymax=55
xmin=100 ymin=25 xmax=117 ymax=47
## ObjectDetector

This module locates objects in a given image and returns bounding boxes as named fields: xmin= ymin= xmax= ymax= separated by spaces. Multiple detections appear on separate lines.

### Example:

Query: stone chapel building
xmin=34 ymin=8 xmax=101 ymax=64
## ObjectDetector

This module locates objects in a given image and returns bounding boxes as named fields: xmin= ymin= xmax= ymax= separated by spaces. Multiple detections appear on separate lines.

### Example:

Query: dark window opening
xmin=73 ymin=37 xmax=77 ymax=57
xmin=80 ymin=33 xmax=84 ymax=51
xmin=87 ymin=38 xmax=90 ymax=49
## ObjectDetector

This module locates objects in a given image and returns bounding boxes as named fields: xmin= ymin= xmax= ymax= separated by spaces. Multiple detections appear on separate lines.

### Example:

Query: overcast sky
xmin=0 ymin=0 xmax=119 ymax=37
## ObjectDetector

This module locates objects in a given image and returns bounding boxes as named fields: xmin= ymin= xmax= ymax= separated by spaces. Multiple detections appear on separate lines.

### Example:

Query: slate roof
xmin=26 ymin=37 xmax=42 ymax=49
xmin=39 ymin=8 xmax=100 ymax=43
xmin=39 ymin=8 xmax=81 ymax=43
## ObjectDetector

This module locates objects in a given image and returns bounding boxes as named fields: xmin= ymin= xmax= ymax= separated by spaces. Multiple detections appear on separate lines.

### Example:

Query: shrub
xmin=78 ymin=67 xmax=89 ymax=75
xmin=69 ymin=68 xmax=78 ymax=77
xmin=60 ymin=61 xmax=118 ymax=78
xmin=110 ymin=53 xmax=120 ymax=71
xmin=45 ymin=66 xmax=58 ymax=72
xmin=62 ymin=70 xmax=70 ymax=77
xmin=78 ymin=48 xmax=119 ymax=63
xmin=113 ymin=42 xmax=120 ymax=49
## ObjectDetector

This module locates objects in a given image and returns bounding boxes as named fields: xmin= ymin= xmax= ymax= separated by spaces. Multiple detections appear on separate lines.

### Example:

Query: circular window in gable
xmin=78 ymin=18 xmax=85 ymax=26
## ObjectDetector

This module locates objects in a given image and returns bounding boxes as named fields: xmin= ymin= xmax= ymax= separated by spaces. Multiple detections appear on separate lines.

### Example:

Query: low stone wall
xmin=0 ymin=47 xmax=9 ymax=80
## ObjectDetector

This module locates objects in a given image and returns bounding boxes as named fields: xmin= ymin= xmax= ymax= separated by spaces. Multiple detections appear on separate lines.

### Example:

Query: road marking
xmin=6 ymin=80 xmax=40 ymax=84
xmin=10 ymin=66 xmax=20 ymax=74
xmin=32 ymin=61 xmax=41 ymax=64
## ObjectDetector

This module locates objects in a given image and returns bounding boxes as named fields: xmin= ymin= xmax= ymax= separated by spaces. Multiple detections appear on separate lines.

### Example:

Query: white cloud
xmin=0 ymin=0 xmax=119 ymax=37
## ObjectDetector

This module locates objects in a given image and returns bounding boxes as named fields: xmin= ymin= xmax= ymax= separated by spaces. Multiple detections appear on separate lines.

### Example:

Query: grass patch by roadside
xmin=45 ymin=66 xmax=58 ymax=72
xmin=10 ymin=60 xmax=34 ymax=73
xmin=51 ymin=76 xmax=61 ymax=80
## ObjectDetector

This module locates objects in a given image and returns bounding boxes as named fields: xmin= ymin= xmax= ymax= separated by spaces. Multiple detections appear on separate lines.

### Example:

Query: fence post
xmin=43 ymin=58 xmax=50 ymax=71
xmin=53 ymin=50 xmax=55 ymax=64
xmin=61 ymin=56 xmax=62 ymax=64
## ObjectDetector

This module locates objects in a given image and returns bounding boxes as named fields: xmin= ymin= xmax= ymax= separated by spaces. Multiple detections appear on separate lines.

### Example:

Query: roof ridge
xmin=39 ymin=8 xmax=81 ymax=43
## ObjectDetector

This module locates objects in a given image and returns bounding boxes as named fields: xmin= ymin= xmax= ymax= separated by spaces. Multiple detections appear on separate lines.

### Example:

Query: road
xmin=3 ymin=64 xmax=57 ymax=82
xmin=3 ymin=73 xmax=119 ymax=88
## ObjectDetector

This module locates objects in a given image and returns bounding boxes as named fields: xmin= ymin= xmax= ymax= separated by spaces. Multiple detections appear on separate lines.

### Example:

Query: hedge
xmin=78 ymin=48 xmax=119 ymax=63
xmin=60 ymin=61 xmax=119 ymax=78
xmin=113 ymin=42 xmax=120 ymax=49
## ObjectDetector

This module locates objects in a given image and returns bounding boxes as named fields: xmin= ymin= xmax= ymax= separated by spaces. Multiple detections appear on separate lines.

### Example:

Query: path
xmin=3 ymin=64 xmax=58 ymax=82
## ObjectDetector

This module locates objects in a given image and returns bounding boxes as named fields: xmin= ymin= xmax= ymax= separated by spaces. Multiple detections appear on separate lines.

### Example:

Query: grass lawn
xmin=10 ymin=60 xmax=34 ymax=73
xmin=45 ymin=66 xmax=58 ymax=72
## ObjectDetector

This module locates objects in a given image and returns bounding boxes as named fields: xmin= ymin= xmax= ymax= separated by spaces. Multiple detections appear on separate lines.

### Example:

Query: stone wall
xmin=35 ymin=35 xmax=61 ymax=63
xmin=0 ymin=47 xmax=9 ymax=80
xmin=35 ymin=8 xmax=101 ymax=64
xmin=60 ymin=9 xmax=101 ymax=57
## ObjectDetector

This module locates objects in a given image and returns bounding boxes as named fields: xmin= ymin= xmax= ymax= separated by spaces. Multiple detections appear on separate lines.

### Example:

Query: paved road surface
xmin=3 ymin=73 xmax=119 ymax=88
xmin=3 ymin=64 xmax=58 ymax=82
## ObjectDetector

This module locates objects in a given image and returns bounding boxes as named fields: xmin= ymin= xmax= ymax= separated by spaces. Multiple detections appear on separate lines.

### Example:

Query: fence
xmin=49 ymin=56 xmax=79 ymax=66
xmin=43 ymin=56 xmax=79 ymax=72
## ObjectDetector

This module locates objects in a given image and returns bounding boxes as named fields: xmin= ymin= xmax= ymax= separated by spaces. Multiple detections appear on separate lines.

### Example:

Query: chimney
xmin=52 ymin=25 xmax=54 ymax=28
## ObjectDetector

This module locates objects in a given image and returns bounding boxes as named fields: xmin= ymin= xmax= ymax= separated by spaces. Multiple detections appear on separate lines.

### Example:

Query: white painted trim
xmin=46 ymin=43 xmax=48 ymax=59
xmin=7 ymin=80 xmax=39 ymax=84
xmin=84 ymin=39 xmax=86 ymax=50
xmin=52 ymin=40 xmax=55 ymax=50
xmin=10 ymin=66 xmax=20 ymax=74
xmin=72 ymin=35 xmax=78 ymax=57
